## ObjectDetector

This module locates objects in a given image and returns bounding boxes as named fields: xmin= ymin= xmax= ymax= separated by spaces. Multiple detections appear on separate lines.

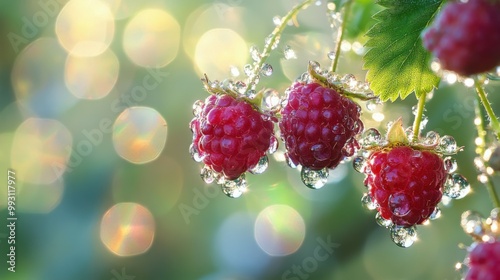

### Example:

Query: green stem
xmin=412 ymin=94 xmax=426 ymax=143
xmin=475 ymin=78 xmax=500 ymax=139
xmin=474 ymin=91 xmax=500 ymax=208
xmin=330 ymin=0 xmax=353 ymax=73
xmin=244 ymin=0 xmax=314 ymax=93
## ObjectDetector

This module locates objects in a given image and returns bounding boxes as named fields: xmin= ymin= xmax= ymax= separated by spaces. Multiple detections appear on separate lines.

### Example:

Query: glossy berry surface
xmin=365 ymin=146 xmax=447 ymax=227
xmin=465 ymin=240 xmax=500 ymax=280
xmin=279 ymin=82 xmax=362 ymax=170
xmin=190 ymin=94 xmax=274 ymax=180
xmin=422 ymin=0 xmax=500 ymax=76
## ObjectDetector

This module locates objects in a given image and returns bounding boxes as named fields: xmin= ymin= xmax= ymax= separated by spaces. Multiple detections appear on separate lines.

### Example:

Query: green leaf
xmin=363 ymin=0 xmax=442 ymax=101
xmin=345 ymin=0 xmax=382 ymax=40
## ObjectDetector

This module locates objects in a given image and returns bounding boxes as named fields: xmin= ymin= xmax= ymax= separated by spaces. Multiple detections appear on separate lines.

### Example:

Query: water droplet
xmin=361 ymin=128 xmax=381 ymax=148
xmin=272 ymin=16 xmax=281 ymax=26
xmin=327 ymin=51 xmax=336 ymax=60
xmin=443 ymin=173 xmax=470 ymax=199
xmin=264 ymin=34 xmax=279 ymax=50
xmin=234 ymin=81 xmax=247 ymax=95
xmin=263 ymin=89 xmax=281 ymax=112
xmin=375 ymin=212 xmax=392 ymax=228
xmin=405 ymin=127 xmax=414 ymax=142
xmin=309 ymin=61 xmax=321 ymax=72
xmin=201 ymin=166 xmax=216 ymax=184
xmin=444 ymin=157 xmax=457 ymax=173
xmin=192 ymin=100 xmax=204 ymax=117
xmin=461 ymin=210 xmax=485 ymax=237
xmin=420 ymin=116 xmax=428 ymax=130
xmin=423 ymin=131 xmax=440 ymax=146
xmin=285 ymin=154 xmax=298 ymax=169
xmin=250 ymin=45 xmax=261 ymax=62
xmin=366 ymin=100 xmax=378 ymax=111
xmin=245 ymin=89 xmax=257 ymax=99
xmin=341 ymin=74 xmax=357 ymax=89
xmin=301 ymin=167 xmax=328 ymax=189
xmin=229 ymin=65 xmax=240 ymax=77
xmin=190 ymin=144 xmax=204 ymax=162
xmin=283 ymin=45 xmax=297 ymax=60
xmin=438 ymin=135 xmax=458 ymax=155
xmin=261 ymin=63 xmax=273 ymax=76
xmin=250 ymin=156 xmax=269 ymax=174
xmin=390 ymin=225 xmax=417 ymax=248
xmin=221 ymin=175 xmax=247 ymax=198
xmin=353 ymin=156 xmax=366 ymax=173
xmin=268 ymin=135 xmax=278 ymax=154
xmin=430 ymin=207 xmax=441 ymax=220
xmin=361 ymin=193 xmax=377 ymax=210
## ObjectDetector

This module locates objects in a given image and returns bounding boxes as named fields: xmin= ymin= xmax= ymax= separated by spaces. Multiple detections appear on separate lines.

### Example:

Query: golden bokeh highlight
xmin=16 ymin=179 xmax=65 ymax=213
xmin=55 ymin=0 xmax=115 ymax=57
xmin=100 ymin=202 xmax=155 ymax=256
xmin=254 ymin=204 xmax=306 ymax=256
xmin=183 ymin=4 xmax=246 ymax=61
xmin=11 ymin=118 xmax=73 ymax=184
xmin=123 ymin=9 xmax=180 ymax=67
xmin=65 ymin=49 xmax=119 ymax=99
xmin=0 ymin=133 xmax=14 ymax=210
xmin=112 ymin=156 xmax=184 ymax=215
xmin=112 ymin=107 xmax=167 ymax=164
xmin=194 ymin=28 xmax=248 ymax=79
xmin=12 ymin=38 xmax=77 ymax=117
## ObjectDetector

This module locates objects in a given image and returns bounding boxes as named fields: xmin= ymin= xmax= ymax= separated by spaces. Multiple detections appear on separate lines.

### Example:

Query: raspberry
xmin=190 ymin=94 xmax=275 ymax=180
xmin=279 ymin=82 xmax=362 ymax=170
xmin=365 ymin=146 xmax=447 ymax=226
xmin=422 ymin=0 xmax=500 ymax=76
xmin=465 ymin=240 xmax=500 ymax=280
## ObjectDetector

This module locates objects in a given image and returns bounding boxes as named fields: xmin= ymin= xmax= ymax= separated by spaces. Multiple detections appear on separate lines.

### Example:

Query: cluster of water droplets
xmin=352 ymin=126 xmax=470 ymax=247
xmin=455 ymin=208 xmax=500 ymax=274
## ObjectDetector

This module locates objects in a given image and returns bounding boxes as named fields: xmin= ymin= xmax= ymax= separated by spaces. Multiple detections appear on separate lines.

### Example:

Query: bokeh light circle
xmin=254 ymin=204 xmax=306 ymax=256
xmin=65 ymin=49 xmax=119 ymax=99
xmin=11 ymin=118 xmax=73 ymax=184
xmin=56 ymin=0 xmax=115 ymax=56
xmin=100 ymin=202 xmax=155 ymax=256
xmin=112 ymin=106 xmax=167 ymax=164
xmin=16 ymin=179 xmax=65 ymax=213
xmin=12 ymin=38 xmax=78 ymax=118
xmin=194 ymin=28 xmax=248 ymax=79
xmin=123 ymin=9 xmax=180 ymax=67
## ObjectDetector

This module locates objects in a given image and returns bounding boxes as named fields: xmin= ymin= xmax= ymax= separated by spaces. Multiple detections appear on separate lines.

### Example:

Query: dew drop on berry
xmin=444 ymin=157 xmax=458 ymax=173
xmin=190 ymin=144 xmax=204 ymax=162
xmin=249 ymin=156 xmax=269 ymax=174
xmin=390 ymin=225 xmax=417 ymax=248
xmin=221 ymin=176 xmax=247 ymax=198
xmin=460 ymin=211 xmax=486 ymax=237
xmin=268 ymin=135 xmax=278 ymax=154
xmin=361 ymin=128 xmax=381 ymax=148
xmin=285 ymin=154 xmax=298 ymax=169
xmin=375 ymin=212 xmax=392 ymax=228
xmin=250 ymin=45 xmax=261 ymax=62
xmin=192 ymin=100 xmax=204 ymax=117
xmin=261 ymin=63 xmax=273 ymax=77
xmin=429 ymin=207 xmax=441 ymax=220
xmin=353 ymin=156 xmax=366 ymax=173
xmin=438 ymin=135 xmax=458 ymax=155
xmin=444 ymin=173 xmax=471 ymax=199
xmin=283 ymin=45 xmax=297 ymax=60
xmin=388 ymin=193 xmax=411 ymax=217
xmin=361 ymin=193 xmax=378 ymax=211
xmin=201 ymin=166 xmax=217 ymax=184
xmin=300 ymin=167 xmax=328 ymax=189
xmin=423 ymin=131 xmax=440 ymax=146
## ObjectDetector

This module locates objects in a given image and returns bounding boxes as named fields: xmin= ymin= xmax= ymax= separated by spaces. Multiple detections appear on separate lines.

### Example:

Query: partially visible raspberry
xmin=365 ymin=146 xmax=447 ymax=226
xmin=190 ymin=94 xmax=274 ymax=180
xmin=422 ymin=0 xmax=500 ymax=76
xmin=465 ymin=240 xmax=500 ymax=280
xmin=279 ymin=82 xmax=362 ymax=170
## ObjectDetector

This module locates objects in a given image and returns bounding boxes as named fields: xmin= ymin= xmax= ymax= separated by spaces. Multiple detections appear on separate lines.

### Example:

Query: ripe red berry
xmin=365 ymin=146 xmax=447 ymax=226
xmin=465 ymin=240 xmax=500 ymax=280
xmin=422 ymin=0 xmax=500 ymax=76
xmin=279 ymin=82 xmax=362 ymax=170
xmin=190 ymin=94 xmax=275 ymax=180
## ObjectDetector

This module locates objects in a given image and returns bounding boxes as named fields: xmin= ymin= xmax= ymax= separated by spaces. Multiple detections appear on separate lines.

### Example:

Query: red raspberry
xmin=365 ymin=146 xmax=447 ymax=227
xmin=279 ymin=82 xmax=362 ymax=170
xmin=190 ymin=94 xmax=274 ymax=180
xmin=422 ymin=0 xmax=500 ymax=76
xmin=465 ymin=240 xmax=500 ymax=280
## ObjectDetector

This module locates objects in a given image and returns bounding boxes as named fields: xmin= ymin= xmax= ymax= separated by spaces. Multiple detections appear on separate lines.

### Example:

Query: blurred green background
xmin=0 ymin=0 xmax=499 ymax=279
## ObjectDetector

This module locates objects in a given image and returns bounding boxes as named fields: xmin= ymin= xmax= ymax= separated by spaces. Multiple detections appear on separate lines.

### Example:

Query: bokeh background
xmin=0 ymin=0 xmax=499 ymax=279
